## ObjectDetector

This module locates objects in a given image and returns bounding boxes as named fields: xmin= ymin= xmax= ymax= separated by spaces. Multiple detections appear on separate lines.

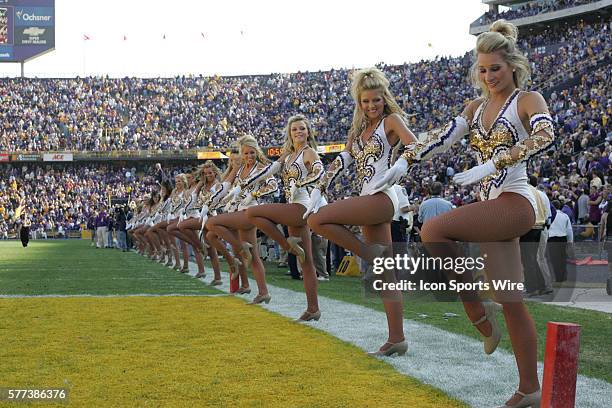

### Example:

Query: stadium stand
xmin=0 ymin=12 xmax=610 ymax=238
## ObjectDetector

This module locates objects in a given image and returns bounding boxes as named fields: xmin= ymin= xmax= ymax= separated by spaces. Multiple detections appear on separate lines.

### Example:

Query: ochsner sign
xmin=43 ymin=153 xmax=73 ymax=162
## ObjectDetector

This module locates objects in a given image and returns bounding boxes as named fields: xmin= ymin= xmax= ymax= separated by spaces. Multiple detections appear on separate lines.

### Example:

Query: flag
xmin=14 ymin=205 xmax=23 ymax=219
xmin=83 ymin=34 xmax=91 ymax=41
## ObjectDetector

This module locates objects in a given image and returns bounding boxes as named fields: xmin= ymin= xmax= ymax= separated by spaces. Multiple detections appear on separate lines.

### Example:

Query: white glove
xmin=453 ymin=160 xmax=496 ymax=186
xmin=241 ymin=193 xmax=254 ymax=207
xmin=227 ymin=185 xmax=241 ymax=201
xmin=290 ymin=182 xmax=299 ymax=202
xmin=220 ymin=193 xmax=234 ymax=207
xmin=303 ymin=188 xmax=324 ymax=219
xmin=372 ymin=157 xmax=408 ymax=192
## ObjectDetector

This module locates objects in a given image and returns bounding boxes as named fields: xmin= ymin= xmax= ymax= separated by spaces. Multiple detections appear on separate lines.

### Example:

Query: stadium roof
xmin=481 ymin=0 xmax=525 ymax=5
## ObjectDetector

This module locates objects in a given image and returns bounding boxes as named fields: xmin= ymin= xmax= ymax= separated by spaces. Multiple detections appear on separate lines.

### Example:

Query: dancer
xmin=143 ymin=192 xmax=163 ymax=260
xmin=166 ymin=174 xmax=190 ymax=272
xmin=376 ymin=20 xmax=551 ymax=408
xmin=305 ymin=67 xmax=418 ymax=355
xmin=131 ymin=195 xmax=152 ymax=256
xmin=178 ymin=161 xmax=224 ymax=284
xmin=172 ymin=168 xmax=209 ymax=278
xmin=246 ymin=114 xmax=324 ymax=320
xmin=148 ymin=181 xmax=176 ymax=267
xmin=206 ymin=135 xmax=278 ymax=304
xmin=203 ymin=148 xmax=250 ymax=292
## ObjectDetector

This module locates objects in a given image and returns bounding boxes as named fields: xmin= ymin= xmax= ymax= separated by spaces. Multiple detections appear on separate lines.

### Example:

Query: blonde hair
xmin=174 ymin=174 xmax=188 ymax=191
xmin=201 ymin=160 xmax=221 ymax=182
xmin=470 ymin=19 xmax=531 ymax=97
xmin=238 ymin=134 xmax=270 ymax=164
xmin=349 ymin=67 xmax=408 ymax=142
xmin=282 ymin=114 xmax=318 ymax=153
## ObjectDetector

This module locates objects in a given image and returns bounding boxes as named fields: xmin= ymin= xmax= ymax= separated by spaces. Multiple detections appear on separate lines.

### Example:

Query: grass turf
xmin=0 ymin=240 xmax=219 ymax=295
xmin=0 ymin=296 xmax=465 ymax=407
xmin=251 ymin=261 xmax=612 ymax=384
xmin=1 ymin=240 xmax=610 ymax=384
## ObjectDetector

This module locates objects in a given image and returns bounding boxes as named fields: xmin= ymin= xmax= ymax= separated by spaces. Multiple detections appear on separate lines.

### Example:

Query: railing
xmin=532 ymin=51 xmax=611 ymax=93
xmin=469 ymin=0 xmax=612 ymax=34
xmin=471 ymin=0 xmax=602 ymax=27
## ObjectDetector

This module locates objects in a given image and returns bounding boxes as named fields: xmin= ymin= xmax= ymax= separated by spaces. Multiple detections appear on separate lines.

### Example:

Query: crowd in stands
xmin=0 ymin=19 xmax=610 ymax=239
xmin=0 ymin=164 xmax=158 ymax=237
xmin=0 ymin=160 xmax=365 ymax=237
xmin=0 ymin=20 xmax=607 ymax=153
xmin=474 ymin=0 xmax=598 ymax=27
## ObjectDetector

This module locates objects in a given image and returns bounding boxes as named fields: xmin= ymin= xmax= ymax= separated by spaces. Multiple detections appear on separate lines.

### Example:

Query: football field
xmin=1 ymin=240 xmax=611 ymax=407
xmin=0 ymin=240 xmax=461 ymax=407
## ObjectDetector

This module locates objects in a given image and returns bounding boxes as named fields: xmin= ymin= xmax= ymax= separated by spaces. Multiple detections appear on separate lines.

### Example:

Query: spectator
xmin=418 ymin=182 xmax=453 ymax=225
xmin=548 ymin=200 xmax=574 ymax=282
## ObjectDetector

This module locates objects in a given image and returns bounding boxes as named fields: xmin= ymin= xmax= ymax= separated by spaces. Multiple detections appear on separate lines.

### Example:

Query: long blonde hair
xmin=201 ymin=160 xmax=221 ymax=183
xmin=238 ymin=135 xmax=270 ymax=164
xmin=349 ymin=67 xmax=408 ymax=142
xmin=282 ymin=114 xmax=318 ymax=153
xmin=470 ymin=19 xmax=531 ymax=97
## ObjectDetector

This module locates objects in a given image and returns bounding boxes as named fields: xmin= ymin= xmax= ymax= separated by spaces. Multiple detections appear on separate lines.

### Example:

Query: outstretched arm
xmin=241 ymin=176 xmax=279 ymax=207
xmin=207 ymin=182 xmax=232 ymax=210
xmin=492 ymin=92 xmax=554 ymax=170
xmin=314 ymin=151 xmax=354 ymax=192
xmin=296 ymin=148 xmax=324 ymax=189
xmin=240 ymin=150 xmax=289 ymax=187
xmin=400 ymin=101 xmax=478 ymax=162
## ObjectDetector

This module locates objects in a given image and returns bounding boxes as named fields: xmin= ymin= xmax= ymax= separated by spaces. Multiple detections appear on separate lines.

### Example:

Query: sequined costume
xmin=223 ymin=163 xmax=279 ymax=212
xmin=186 ymin=182 xmax=220 ymax=218
xmin=403 ymin=89 xmax=554 ymax=214
xmin=282 ymin=147 xmax=324 ymax=207
xmin=157 ymin=196 xmax=173 ymax=222
xmin=168 ymin=191 xmax=186 ymax=222
xmin=469 ymin=90 xmax=553 ymax=211
xmin=319 ymin=117 xmax=400 ymax=212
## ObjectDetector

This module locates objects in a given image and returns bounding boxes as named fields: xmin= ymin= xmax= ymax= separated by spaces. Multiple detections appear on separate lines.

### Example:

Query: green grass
xmin=258 ymin=261 xmax=612 ymax=384
xmin=1 ymin=239 xmax=610 ymax=384
xmin=0 ymin=240 xmax=220 ymax=295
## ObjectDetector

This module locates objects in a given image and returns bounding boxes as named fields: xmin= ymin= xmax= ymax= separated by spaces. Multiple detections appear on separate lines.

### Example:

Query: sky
xmin=1 ymin=0 xmax=490 ymax=78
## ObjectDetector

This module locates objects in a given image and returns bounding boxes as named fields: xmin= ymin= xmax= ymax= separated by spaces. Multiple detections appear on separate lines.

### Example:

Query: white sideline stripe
xmin=0 ymin=293 xmax=229 ymax=298
xmin=182 ymin=260 xmax=612 ymax=408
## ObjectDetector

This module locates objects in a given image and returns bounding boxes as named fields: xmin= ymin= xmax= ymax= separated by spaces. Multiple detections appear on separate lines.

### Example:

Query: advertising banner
xmin=0 ymin=0 xmax=54 ymax=62
xmin=43 ymin=153 xmax=73 ymax=162
xmin=318 ymin=144 xmax=346 ymax=154
xmin=197 ymin=151 xmax=228 ymax=160
xmin=12 ymin=153 xmax=39 ymax=161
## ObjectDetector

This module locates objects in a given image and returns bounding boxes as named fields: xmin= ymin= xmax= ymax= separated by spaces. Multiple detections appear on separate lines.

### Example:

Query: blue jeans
xmin=116 ymin=231 xmax=127 ymax=250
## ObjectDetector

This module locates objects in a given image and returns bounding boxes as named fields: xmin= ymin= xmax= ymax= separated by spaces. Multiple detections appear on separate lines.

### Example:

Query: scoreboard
xmin=0 ymin=0 xmax=54 ymax=62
